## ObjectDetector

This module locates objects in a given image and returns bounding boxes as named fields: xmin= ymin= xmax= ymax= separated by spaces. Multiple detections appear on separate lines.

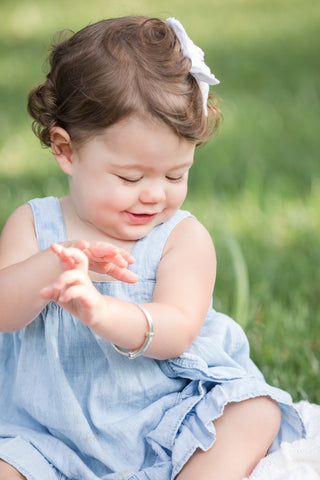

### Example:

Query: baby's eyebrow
xmin=167 ymin=161 xmax=194 ymax=171
xmin=110 ymin=159 xmax=193 ymax=171
xmin=170 ymin=161 xmax=193 ymax=169
xmin=109 ymin=163 xmax=142 ymax=170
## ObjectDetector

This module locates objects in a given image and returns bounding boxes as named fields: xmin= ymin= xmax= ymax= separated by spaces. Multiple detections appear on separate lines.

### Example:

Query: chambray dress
xmin=0 ymin=197 xmax=304 ymax=480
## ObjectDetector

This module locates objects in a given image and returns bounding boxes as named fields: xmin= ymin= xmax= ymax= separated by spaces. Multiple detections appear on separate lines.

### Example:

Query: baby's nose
xmin=139 ymin=182 xmax=166 ymax=203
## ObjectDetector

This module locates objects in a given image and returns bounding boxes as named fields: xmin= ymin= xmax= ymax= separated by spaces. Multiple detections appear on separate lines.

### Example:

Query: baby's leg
xmin=177 ymin=396 xmax=281 ymax=480
xmin=0 ymin=460 xmax=26 ymax=480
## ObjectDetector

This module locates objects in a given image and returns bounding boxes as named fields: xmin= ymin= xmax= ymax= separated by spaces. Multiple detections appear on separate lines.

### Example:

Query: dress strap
xmin=28 ymin=197 xmax=66 ymax=251
xmin=130 ymin=210 xmax=194 ymax=279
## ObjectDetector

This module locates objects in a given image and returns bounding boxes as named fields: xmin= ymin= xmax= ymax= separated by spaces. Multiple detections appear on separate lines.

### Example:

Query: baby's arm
xmin=42 ymin=217 xmax=216 ymax=360
xmin=146 ymin=217 xmax=217 ymax=358
xmin=0 ymin=204 xmax=137 ymax=332
xmin=0 ymin=204 xmax=61 ymax=331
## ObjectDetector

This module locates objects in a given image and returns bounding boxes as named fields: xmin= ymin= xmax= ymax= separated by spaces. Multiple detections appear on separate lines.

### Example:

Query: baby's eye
xmin=166 ymin=175 xmax=183 ymax=182
xmin=118 ymin=176 xmax=142 ymax=184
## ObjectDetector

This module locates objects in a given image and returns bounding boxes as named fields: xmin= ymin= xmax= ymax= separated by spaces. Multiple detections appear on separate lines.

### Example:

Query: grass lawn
xmin=0 ymin=0 xmax=319 ymax=403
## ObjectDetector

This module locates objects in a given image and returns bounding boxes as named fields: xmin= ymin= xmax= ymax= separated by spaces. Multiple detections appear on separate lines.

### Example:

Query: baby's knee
xmin=0 ymin=460 xmax=26 ymax=480
xmin=244 ymin=396 xmax=281 ymax=445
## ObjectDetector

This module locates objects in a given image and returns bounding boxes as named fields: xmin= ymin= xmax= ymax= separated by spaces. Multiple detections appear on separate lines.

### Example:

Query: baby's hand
xmin=40 ymin=245 xmax=103 ymax=324
xmin=55 ymin=241 xmax=138 ymax=283
xmin=40 ymin=242 xmax=138 ymax=325
xmin=50 ymin=242 xmax=88 ymax=271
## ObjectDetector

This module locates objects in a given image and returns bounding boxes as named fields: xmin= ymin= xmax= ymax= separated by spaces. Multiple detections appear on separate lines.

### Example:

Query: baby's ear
xmin=50 ymin=127 xmax=74 ymax=175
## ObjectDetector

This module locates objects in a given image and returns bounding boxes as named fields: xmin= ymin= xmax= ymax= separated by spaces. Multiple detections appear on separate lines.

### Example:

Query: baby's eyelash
xmin=166 ymin=175 xmax=183 ymax=182
xmin=117 ymin=174 xmax=184 ymax=184
xmin=118 ymin=176 xmax=142 ymax=183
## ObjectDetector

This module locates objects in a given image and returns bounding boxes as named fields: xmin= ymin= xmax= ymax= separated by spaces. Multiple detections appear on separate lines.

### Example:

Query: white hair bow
xmin=166 ymin=17 xmax=220 ymax=116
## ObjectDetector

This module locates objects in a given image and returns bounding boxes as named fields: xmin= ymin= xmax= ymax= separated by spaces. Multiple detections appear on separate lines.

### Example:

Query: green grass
xmin=0 ymin=0 xmax=319 ymax=403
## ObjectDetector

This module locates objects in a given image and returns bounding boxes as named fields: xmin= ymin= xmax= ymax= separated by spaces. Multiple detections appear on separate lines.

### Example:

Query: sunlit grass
xmin=184 ymin=186 xmax=320 ymax=402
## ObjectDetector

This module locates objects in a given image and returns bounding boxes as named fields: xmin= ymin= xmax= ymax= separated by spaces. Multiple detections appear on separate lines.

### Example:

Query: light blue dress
xmin=0 ymin=197 xmax=304 ymax=480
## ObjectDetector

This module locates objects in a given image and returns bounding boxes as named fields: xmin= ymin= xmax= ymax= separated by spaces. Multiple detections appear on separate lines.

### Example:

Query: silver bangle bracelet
xmin=111 ymin=304 xmax=155 ymax=360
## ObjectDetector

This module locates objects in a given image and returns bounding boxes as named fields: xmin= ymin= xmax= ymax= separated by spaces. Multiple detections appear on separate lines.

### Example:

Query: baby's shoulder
xmin=0 ymin=203 xmax=38 ymax=267
xmin=163 ymin=215 xmax=215 ymax=262
xmin=1 ymin=203 xmax=35 ymax=237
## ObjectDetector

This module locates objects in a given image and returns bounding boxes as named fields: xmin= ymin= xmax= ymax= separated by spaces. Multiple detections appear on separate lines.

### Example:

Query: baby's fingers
xmin=40 ymin=269 xmax=93 ymax=305
xmin=110 ymin=245 xmax=136 ymax=265
xmin=102 ymin=263 xmax=138 ymax=283
xmin=51 ymin=243 xmax=89 ymax=271
xmin=51 ymin=268 xmax=89 ymax=291
xmin=77 ymin=241 xmax=135 ymax=267
xmin=40 ymin=285 xmax=61 ymax=302
xmin=53 ymin=284 xmax=93 ymax=305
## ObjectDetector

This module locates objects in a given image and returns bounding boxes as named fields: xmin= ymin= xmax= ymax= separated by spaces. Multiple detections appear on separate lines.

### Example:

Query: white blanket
xmin=245 ymin=401 xmax=320 ymax=480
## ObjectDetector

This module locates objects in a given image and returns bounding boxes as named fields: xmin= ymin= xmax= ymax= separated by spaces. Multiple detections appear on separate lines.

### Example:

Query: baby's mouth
xmin=125 ymin=211 xmax=158 ymax=224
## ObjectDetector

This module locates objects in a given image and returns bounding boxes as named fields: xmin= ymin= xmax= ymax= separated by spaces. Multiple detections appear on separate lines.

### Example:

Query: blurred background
xmin=0 ymin=0 xmax=319 ymax=402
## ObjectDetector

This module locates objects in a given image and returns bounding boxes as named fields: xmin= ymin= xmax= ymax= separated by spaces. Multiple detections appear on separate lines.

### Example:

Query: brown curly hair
xmin=27 ymin=16 xmax=221 ymax=148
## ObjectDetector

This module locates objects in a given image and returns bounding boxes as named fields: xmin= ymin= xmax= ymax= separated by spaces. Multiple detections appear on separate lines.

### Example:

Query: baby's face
xmin=67 ymin=115 xmax=195 ymax=242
